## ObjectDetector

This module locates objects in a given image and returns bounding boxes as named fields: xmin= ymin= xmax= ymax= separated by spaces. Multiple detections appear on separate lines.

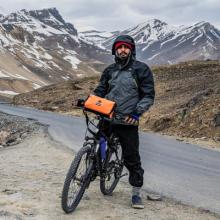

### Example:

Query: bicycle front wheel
xmin=100 ymin=143 xmax=123 ymax=195
xmin=61 ymin=145 xmax=93 ymax=213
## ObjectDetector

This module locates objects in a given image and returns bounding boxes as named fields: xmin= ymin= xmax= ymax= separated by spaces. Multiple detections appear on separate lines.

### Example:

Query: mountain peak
xmin=146 ymin=18 xmax=167 ymax=26
xmin=28 ymin=8 xmax=65 ymax=24
xmin=187 ymin=21 xmax=219 ymax=35
xmin=1 ymin=10 xmax=32 ymax=23
xmin=126 ymin=18 xmax=169 ymax=33
xmin=0 ymin=8 xmax=78 ymax=36
xmin=119 ymin=18 xmax=173 ymax=45
xmin=1 ymin=8 xmax=66 ymax=25
xmin=194 ymin=21 xmax=212 ymax=28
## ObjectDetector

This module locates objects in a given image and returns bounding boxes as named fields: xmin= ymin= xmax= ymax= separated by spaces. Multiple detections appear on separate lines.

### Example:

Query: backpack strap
xmin=129 ymin=67 xmax=140 ymax=88
xmin=107 ymin=66 xmax=141 ymax=95
xmin=129 ymin=67 xmax=146 ymax=99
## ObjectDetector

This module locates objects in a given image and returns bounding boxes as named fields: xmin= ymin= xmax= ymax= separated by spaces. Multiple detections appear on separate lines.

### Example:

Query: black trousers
xmin=105 ymin=123 xmax=144 ymax=187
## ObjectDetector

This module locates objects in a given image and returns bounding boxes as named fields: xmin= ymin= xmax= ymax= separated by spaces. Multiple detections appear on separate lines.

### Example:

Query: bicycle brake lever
xmin=120 ymin=173 xmax=128 ymax=178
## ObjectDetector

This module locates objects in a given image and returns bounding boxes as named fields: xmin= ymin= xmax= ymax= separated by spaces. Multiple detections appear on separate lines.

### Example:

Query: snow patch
xmin=33 ymin=83 xmax=41 ymax=89
xmin=13 ymin=74 xmax=28 ymax=80
xmin=22 ymin=65 xmax=32 ymax=73
xmin=20 ymin=49 xmax=33 ymax=59
xmin=148 ymin=52 xmax=160 ymax=60
xmin=202 ymin=46 xmax=210 ymax=58
xmin=65 ymin=49 xmax=77 ymax=55
xmin=48 ymin=61 xmax=62 ymax=70
xmin=206 ymin=35 xmax=214 ymax=42
xmin=42 ymin=52 xmax=53 ymax=60
xmin=0 ymin=70 xmax=27 ymax=80
xmin=192 ymin=33 xmax=203 ymax=42
xmin=57 ymin=43 xmax=64 ymax=50
xmin=0 ymin=90 xmax=19 ymax=95
xmin=0 ymin=70 xmax=8 ymax=78
xmin=142 ymin=42 xmax=153 ymax=51
xmin=63 ymin=55 xmax=81 ymax=69
xmin=173 ymin=34 xmax=195 ymax=48
xmin=61 ymin=76 xmax=70 ymax=80
xmin=210 ymin=30 xmax=220 ymax=39
xmin=76 ymin=73 xmax=83 ymax=77
xmin=0 ymin=34 xmax=11 ymax=46
xmin=207 ymin=41 xmax=217 ymax=50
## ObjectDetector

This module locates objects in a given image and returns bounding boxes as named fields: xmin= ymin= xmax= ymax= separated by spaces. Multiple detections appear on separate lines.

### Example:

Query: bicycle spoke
xmin=66 ymin=154 xmax=88 ymax=205
xmin=62 ymin=145 xmax=93 ymax=213
xmin=100 ymin=136 xmax=124 ymax=195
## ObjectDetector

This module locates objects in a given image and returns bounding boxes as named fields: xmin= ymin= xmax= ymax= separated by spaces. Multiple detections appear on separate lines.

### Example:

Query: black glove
xmin=74 ymin=98 xmax=85 ymax=107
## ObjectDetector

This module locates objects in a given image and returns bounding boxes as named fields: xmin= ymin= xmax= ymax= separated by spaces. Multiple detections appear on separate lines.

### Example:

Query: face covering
xmin=115 ymin=50 xmax=132 ymax=69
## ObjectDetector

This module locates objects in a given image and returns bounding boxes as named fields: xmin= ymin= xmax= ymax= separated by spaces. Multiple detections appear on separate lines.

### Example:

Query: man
xmin=94 ymin=35 xmax=155 ymax=209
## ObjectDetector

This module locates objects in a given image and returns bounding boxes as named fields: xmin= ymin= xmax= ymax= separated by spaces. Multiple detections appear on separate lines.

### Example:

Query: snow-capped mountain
xmin=0 ymin=9 xmax=220 ymax=96
xmin=79 ymin=30 xmax=116 ymax=49
xmin=83 ymin=19 xmax=220 ymax=65
xmin=0 ymin=8 xmax=110 ymax=95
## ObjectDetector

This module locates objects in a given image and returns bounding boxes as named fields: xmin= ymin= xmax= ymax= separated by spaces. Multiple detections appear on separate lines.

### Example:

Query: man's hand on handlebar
xmin=124 ymin=114 xmax=139 ymax=125
xmin=73 ymin=98 xmax=85 ymax=107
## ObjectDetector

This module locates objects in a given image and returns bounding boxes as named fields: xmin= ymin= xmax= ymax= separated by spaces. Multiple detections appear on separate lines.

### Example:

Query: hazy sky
xmin=0 ymin=0 xmax=219 ymax=31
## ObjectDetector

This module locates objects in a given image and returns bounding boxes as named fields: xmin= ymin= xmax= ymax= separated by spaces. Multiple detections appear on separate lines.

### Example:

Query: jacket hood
xmin=112 ymin=35 xmax=136 ymax=56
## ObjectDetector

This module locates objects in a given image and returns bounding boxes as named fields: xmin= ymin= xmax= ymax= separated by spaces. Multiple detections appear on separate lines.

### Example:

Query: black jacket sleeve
xmin=134 ymin=66 xmax=155 ymax=115
xmin=93 ymin=68 xmax=110 ymax=98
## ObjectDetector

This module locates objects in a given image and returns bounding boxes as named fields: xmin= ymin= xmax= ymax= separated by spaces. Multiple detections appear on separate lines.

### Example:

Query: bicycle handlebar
xmin=75 ymin=99 xmax=138 ymax=126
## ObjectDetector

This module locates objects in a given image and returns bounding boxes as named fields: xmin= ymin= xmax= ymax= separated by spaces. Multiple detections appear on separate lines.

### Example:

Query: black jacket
xmin=94 ymin=58 xmax=155 ymax=117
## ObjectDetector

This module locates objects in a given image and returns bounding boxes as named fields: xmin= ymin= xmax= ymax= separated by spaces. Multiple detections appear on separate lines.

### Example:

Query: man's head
xmin=115 ymin=43 xmax=131 ymax=60
xmin=112 ymin=35 xmax=136 ymax=58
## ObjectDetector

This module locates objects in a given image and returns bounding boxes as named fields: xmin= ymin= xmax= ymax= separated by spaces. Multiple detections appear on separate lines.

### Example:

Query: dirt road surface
xmin=1 ymin=128 xmax=219 ymax=220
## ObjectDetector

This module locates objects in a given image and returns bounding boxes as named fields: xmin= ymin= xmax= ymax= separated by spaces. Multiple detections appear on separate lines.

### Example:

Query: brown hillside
xmin=13 ymin=60 xmax=220 ymax=143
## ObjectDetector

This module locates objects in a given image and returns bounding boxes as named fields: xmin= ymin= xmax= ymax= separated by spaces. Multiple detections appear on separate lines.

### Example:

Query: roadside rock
xmin=0 ymin=111 xmax=42 ymax=147
xmin=214 ymin=112 xmax=220 ymax=127
xmin=0 ymin=130 xmax=10 ymax=145
xmin=0 ymin=211 xmax=23 ymax=220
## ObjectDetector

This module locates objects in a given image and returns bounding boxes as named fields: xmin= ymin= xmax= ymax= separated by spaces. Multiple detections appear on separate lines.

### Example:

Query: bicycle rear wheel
xmin=100 ymin=142 xmax=123 ymax=195
xmin=61 ymin=145 xmax=93 ymax=213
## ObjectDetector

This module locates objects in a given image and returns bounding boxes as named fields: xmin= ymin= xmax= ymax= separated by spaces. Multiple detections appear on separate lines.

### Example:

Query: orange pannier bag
xmin=84 ymin=95 xmax=116 ymax=118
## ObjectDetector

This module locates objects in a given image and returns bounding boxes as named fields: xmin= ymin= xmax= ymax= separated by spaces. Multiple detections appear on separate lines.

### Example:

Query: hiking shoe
xmin=131 ymin=195 xmax=144 ymax=209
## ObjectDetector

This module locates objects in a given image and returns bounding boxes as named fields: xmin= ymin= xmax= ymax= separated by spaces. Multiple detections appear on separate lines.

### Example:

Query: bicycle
xmin=61 ymin=101 xmax=126 ymax=213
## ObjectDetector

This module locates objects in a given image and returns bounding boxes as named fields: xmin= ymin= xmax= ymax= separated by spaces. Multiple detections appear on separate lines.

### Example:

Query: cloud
xmin=0 ymin=0 xmax=219 ymax=31
xmin=0 ymin=6 xmax=6 ymax=14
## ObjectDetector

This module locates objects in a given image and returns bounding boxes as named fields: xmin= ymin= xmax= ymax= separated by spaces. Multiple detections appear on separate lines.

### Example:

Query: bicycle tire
xmin=100 ymin=143 xmax=123 ymax=195
xmin=61 ymin=145 xmax=93 ymax=213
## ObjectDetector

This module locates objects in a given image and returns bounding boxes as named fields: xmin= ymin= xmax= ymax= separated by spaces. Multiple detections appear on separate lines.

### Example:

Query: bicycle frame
xmin=61 ymin=107 xmax=124 ymax=213
xmin=82 ymin=110 xmax=120 ymax=180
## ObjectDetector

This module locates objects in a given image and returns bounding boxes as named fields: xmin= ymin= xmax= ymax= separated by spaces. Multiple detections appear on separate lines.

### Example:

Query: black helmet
xmin=112 ymin=35 xmax=136 ymax=56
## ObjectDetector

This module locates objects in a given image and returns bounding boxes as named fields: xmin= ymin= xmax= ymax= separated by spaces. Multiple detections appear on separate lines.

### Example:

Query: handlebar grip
xmin=76 ymin=99 xmax=85 ymax=107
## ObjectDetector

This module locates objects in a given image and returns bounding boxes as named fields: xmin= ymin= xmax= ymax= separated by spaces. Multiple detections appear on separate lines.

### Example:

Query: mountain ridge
xmin=0 ymin=8 xmax=110 ymax=96
xmin=0 ymin=8 xmax=219 ymax=96
xmin=86 ymin=18 xmax=220 ymax=65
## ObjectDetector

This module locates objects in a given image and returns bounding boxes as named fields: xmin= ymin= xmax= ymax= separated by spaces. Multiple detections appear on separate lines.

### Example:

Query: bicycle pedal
xmin=120 ymin=173 xmax=128 ymax=178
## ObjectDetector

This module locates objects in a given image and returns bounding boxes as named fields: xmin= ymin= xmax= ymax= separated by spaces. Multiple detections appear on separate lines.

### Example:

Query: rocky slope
xmin=142 ymin=61 xmax=220 ymax=141
xmin=13 ymin=60 xmax=220 ymax=144
xmin=0 ymin=8 xmax=110 ymax=96
xmin=0 ymin=112 xmax=41 ymax=147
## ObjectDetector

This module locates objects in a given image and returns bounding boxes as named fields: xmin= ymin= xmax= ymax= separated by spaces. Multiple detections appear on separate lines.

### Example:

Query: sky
xmin=0 ymin=0 xmax=219 ymax=32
